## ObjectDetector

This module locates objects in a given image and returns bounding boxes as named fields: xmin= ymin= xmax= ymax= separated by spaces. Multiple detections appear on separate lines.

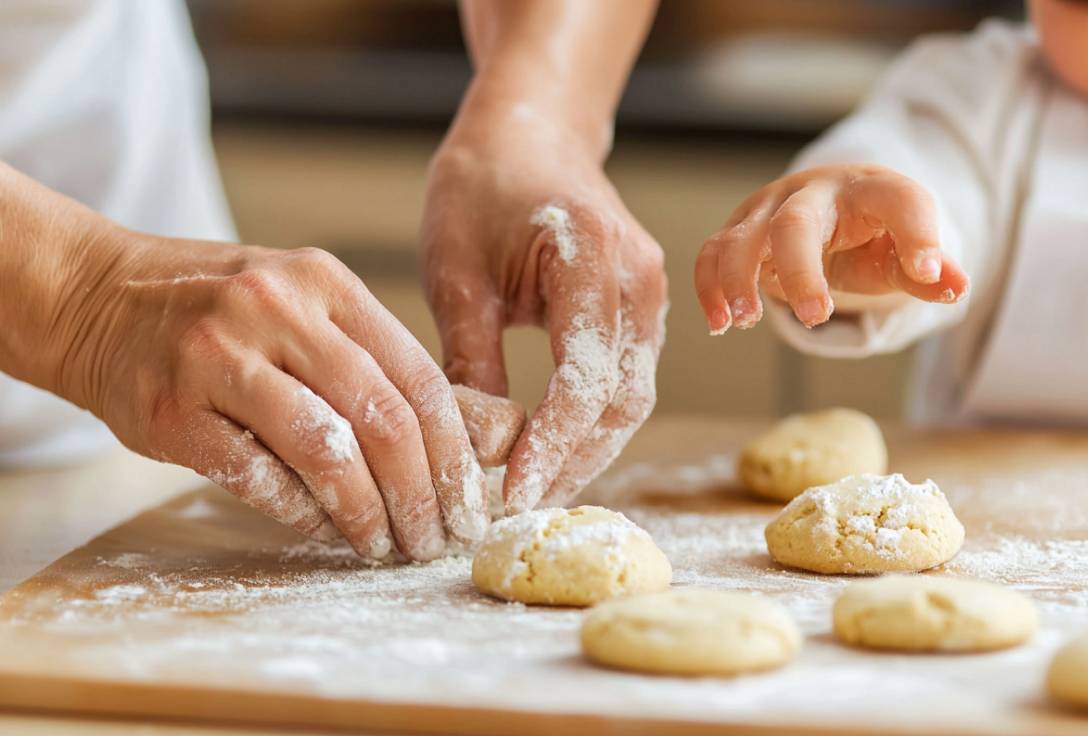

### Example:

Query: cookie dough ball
xmin=739 ymin=408 xmax=887 ymax=501
xmin=833 ymin=576 xmax=1036 ymax=652
xmin=453 ymin=384 xmax=526 ymax=467
xmin=472 ymin=506 xmax=671 ymax=606
xmin=581 ymin=589 xmax=801 ymax=676
xmin=1048 ymin=635 xmax=1088 ymax=709
xmin=764 ymin=473 xmax=964 ymax=574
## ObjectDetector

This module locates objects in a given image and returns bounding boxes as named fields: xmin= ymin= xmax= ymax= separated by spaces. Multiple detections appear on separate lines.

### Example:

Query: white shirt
xmin=767 ymin=20 xmax=1088 ymax=425
xmin=0 ymin=0 xmax=235 ymax=467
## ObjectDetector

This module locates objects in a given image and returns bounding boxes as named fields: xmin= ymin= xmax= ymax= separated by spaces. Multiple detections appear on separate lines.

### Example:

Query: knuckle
xmin=338 ymin=499 xmax=386 ymax=535
xmin=360 ymin=383 xmax=419 ymax=445
xmin=404 ymin=366 xmax=454 ymax=423
xmin=712 ymin=224 xmax=753 ymax=252
xmin=179 ymin=317 xmax=235 ymax=366
xmin=770 ymin=205 xmax=819 ymax=234
xmin=297 ymin=510 xmax=334 ymax=539
xmin=399 ymin=494 xmax=438 ymax=530
xmin=224 ymin=269 xmax=293 ymax=315
xmin=292 ymin=246 xmax=349 ymax=278
xmin=697 ymin=236 xmax=722 ymax=260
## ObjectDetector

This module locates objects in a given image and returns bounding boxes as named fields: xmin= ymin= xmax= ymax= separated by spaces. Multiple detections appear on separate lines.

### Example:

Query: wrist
xmin=456 ymin=62 xmax=616 ymax=163
xmin=0 ymin=163 xmax=133 ymax=411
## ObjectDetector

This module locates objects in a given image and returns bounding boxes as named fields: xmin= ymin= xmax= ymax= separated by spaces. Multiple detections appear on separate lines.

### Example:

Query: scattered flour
xmin=175 ymin=497 xmax=218 ymax=520
xmin=11 ymin=452 xmax=1088 ymax=732
xmin=292 ymin=386 xmax=356 ymax=464
xmin=530 ymin=204 xmax=579 ymax=263
xmin=96 ymin=553 xmax=152 ymax=570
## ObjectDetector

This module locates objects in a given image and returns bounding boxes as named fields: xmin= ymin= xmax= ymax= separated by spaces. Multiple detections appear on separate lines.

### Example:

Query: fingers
xmin=430 ymin=274 xmax=509 ymax=396
xmin=453 ymin=384 xmax=526 ymax=467
xmin=848 ymin=173 xmax=943 ymax=285
xmin=331 ymin=289 xmax=490 ymax=547
xmin=715 ymin=214 xmax=771 ymax=330
xmin=504 ymin=204 xmax=623 ymax=514
xmin=827 ymin=236 xmax=970 ymax=304
xmin=207 ymin=359 xmax=399 ymax=561
xmin=768 ymin=185 xmax=837 ymax=327
xmin=694 ymin=243 xmax=731 ymax=334
xmin=159 ymin=409 xmax=340 ymax=543
xmin=542 ymin=246 xmax=667 ymax=507
xmin=696 ymin=196 xmax=780 ymax=334
xmin=279 ymin=324 xmax=449 ymax=561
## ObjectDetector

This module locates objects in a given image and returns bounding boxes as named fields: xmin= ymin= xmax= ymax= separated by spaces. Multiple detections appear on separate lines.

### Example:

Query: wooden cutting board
xmin=0 ymin=418 xmax=1086 ymax=735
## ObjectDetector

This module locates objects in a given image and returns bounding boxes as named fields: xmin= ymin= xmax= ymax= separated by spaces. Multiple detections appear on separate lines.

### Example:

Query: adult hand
xmin=3 ymin=165 xmax=489 ymax=560
xmin=422 ymin=105 xmax=667 ymax=514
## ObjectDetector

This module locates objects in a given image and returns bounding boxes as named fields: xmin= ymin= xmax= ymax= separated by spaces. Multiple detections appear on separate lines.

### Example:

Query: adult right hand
xmin=0 ymin=164 xmax=487 ymax=561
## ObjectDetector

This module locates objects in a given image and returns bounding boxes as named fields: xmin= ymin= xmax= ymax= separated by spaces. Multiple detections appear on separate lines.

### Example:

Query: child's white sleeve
xmin=765 ymin=21 xmax=1029 ymax=358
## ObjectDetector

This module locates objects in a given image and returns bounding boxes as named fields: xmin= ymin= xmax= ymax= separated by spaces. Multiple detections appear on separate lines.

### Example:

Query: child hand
xmin=694 ymin=164 xmax=970 ymax=333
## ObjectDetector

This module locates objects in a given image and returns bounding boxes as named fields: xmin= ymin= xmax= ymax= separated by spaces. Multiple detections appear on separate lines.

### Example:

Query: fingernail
xmin=368 ymin=529 xmax=393 ymax=560
xmin=916 ymin=255 xmax=941 ymax=283
xmin=730 ymin=297 xmax=759 ymax=329
xmin=708 ymin=308 xmax=731 ymax=336
xmin=796 ymin=299 xmax=828 ymax=327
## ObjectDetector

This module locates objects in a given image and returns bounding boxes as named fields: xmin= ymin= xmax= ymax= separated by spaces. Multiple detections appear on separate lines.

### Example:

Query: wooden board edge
xmin=2 ymin=670 xmax=1073 ymax=736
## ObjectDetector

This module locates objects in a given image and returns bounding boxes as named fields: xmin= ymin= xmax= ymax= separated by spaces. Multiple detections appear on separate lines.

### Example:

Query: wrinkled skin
xmin=1 ymin=164 xmax=487 ymax=561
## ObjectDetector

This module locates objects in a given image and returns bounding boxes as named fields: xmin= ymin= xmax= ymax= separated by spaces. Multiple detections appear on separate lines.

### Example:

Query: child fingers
xmin=768 ymin=186 xmax=836 ymax=327
xmin=828 ymin=240 xmax=970 ymax=303
xmin=694 ymin=242 xmax=731 ymax=334
xmin=714 ymin=218 xmax=769 ymax=329
xmin=853 ymin=173 xmax=943 ymax=285
xmin=698 ymin=197 xmax=778 ymax=332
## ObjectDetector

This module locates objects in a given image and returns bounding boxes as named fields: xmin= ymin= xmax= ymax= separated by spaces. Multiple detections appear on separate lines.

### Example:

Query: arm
xmin=0 ymin=161 xmax=488 ymax=560
xmin=0 ymin=162 xmax=116 ymax=400
xmin=457 ymin=0 xmax=655 ymax=161
xmin=422 ymin=0 xmax=664 ymax=515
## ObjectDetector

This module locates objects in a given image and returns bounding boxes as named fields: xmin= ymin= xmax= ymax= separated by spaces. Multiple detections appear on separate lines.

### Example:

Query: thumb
xmin=433 ymin=280 xmax=508 ymax=396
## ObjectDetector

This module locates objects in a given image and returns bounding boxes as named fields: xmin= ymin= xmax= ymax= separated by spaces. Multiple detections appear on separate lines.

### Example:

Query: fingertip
xmin=366 ymin=527 xmax=394 ymax=559
xmin=937 ymin=282 xmax=969 ymax=304
xmin=912 ymin=252 xmax=942 ymax=284
xmin=794 ymin=295 xmax=833 ymax=328
xmin=707 ymin=306 xmax=732 ymax=336
xmin=729 ymin=296 xmax=763 ymax=330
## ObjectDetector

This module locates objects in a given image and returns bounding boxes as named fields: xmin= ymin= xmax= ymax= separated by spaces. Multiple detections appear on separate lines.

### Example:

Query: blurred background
xmin=185 ymin=0 xmax=1022 ymax=420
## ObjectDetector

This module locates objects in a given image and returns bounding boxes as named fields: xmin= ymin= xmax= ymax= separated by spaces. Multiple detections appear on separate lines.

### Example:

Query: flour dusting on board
xmin=5 ymin=450 xmax=1088 ymax=730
